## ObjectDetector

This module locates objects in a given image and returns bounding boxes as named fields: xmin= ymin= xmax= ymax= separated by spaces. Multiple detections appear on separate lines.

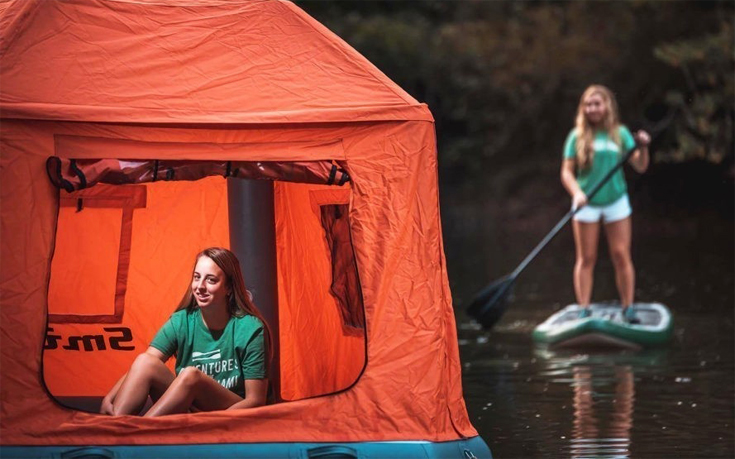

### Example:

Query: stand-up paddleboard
xmin=533 ymin=302 xmax=673 ymax=350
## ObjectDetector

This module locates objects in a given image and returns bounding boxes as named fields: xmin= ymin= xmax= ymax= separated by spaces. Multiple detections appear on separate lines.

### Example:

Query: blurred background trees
xmin=654 ymin=22 xmax=733 ymax=164
xmin=297 ymin=1 xmax=733 ymax=183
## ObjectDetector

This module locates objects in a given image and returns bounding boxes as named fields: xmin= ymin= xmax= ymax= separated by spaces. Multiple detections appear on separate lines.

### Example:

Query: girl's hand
xmin=634 ymin=130 xmax=651 ymax=147
xmin=572 ymin=191 xmax=588 ymax=210
xmin=100 ymin=396 xmax=114 ymax=415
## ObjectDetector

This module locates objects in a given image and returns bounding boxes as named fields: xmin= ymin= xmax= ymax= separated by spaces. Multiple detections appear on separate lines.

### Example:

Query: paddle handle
xmin=511 ymin=144 xmax=638 ymax=279
xmin=511 ymin=211 xmax=573 ymax=278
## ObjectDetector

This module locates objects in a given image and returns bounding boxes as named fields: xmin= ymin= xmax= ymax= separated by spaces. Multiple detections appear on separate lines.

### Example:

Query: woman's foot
xmin=578 ymin=307 xmax=592 ymax=319
xmin=622 ymin=306 xmax=640 ymax=324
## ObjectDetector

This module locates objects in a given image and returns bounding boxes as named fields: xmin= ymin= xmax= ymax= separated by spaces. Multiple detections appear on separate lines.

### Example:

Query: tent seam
xmin=0 ymin=103 xmax=434 ymax=124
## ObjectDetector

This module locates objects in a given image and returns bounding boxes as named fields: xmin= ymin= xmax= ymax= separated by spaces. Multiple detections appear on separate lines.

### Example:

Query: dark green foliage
xmin=297 ymin=1 xmax=734 ymax=179
xmin=654 ymin=23 xmax=734 ymax=164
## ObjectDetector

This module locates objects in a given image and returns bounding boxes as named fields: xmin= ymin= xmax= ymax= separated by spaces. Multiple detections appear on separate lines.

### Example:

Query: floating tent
xmin=0 ymin=0 xmax=490 ymax=456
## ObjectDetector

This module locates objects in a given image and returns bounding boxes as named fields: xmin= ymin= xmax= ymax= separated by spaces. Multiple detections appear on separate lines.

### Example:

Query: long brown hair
xmin=177 ymin=247 xmax=272 ymax=364
xmin=574 ymin=84 xmax=621 ymax=169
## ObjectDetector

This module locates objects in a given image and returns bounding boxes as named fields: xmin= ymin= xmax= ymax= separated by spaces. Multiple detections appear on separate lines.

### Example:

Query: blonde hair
xmin=574 ymin=85 xmax=621 ymax=169
xmin=177 ymin=247 xmax=272 ymax=364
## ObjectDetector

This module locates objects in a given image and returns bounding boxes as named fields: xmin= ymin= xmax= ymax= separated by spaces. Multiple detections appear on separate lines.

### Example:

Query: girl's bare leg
xmin=144 ymin=367 xmax=242 ymax=417
xmin=604 ymin=217 xmax=634 ymax=307
xmin=111 ymin=353 xmax=175 ymax=416
xmin=572 ymin=220 xmax=600 ymax=307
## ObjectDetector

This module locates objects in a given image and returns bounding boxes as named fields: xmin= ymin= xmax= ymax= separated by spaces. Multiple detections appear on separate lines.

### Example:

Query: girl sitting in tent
xmin=100 ymin=247 xmax=271 ymax=416
xmin=560 ymin=85 xmax=650 ymax=323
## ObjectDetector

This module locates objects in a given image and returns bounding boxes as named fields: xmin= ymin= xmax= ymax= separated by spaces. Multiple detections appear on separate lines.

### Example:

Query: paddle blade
xmin=466 ymin=275 xmax=515 ymax=329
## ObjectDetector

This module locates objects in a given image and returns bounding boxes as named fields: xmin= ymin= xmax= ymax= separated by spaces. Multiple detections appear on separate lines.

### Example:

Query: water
xmin=458 ymin=311 xmax=733 ymax=458
xmin=443 ymin=162 xmax=734 ymax=457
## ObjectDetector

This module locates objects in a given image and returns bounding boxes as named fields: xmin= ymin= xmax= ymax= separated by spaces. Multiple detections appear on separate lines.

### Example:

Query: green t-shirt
xmin=563 ymin=126 xmax=636 ymax=206
xmin=150 ymin=308 xmax=266 ymax=398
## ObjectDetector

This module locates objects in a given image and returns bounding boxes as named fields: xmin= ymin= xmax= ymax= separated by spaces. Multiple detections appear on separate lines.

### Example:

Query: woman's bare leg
xmin=572 ymin=220 xmax=600 ymax=307
xmin=144 ymin=367 xmax=242 ymax=417
xmin=111 ymin=353 xmax=175 ymax=416
xmin=604 ymin=217 xmax=634 ymax=307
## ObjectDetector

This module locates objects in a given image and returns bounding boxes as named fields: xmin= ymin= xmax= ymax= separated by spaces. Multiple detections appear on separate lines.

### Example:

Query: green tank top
xmin=563 ymin=126 xmax=636 ymax=206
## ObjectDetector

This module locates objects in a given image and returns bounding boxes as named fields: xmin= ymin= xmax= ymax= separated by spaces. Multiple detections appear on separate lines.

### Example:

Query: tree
xmin=653 ymin=22 xmax=734 ymax=164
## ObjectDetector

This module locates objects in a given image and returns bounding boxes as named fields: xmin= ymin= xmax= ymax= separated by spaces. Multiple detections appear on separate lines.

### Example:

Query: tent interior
xmin=44 ymin=164 xmax=365 ymax=409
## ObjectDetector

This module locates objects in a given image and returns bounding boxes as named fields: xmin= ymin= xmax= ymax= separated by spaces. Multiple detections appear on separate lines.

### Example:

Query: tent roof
xmin=0 ymin=0 xmax=432 ymax=124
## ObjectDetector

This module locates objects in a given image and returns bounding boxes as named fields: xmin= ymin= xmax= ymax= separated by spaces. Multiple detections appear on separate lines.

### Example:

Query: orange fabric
xmin=49 ymin=207 xmax=123 ymax=317
xmin=275 ymin=182 xmax=365 ymax=401
xmin=54 ymin=136 xmax=347 ymax=162
xmin=0 ymin=0 xmax=477 ymax=446
xmin=0 ymin=0 xmax=431 ymax=124
xmin=50 ymin=184 xmax=146 ymax=324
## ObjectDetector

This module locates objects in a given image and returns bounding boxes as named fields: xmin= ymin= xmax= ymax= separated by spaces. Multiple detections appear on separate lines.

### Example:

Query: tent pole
xmin=227 ymin=178 xmax=280 ymax=402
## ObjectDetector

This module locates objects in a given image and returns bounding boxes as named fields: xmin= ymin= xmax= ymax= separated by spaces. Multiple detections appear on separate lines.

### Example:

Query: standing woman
xmin=100 ymin=247 xmax=271 ymax=416
xmin=561 ymin=85 xmax=651 ymax=322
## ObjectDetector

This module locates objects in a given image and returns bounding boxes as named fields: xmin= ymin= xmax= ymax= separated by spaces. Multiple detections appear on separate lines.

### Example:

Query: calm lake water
xmin=443 ymin=162 xmax=734 ymax=458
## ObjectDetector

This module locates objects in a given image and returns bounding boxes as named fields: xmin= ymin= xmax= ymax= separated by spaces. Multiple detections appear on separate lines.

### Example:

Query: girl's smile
xmin=191 ymin=256 xmax=229 ymax=309
xmin=583 ymin=93 xmax=607 ymax=125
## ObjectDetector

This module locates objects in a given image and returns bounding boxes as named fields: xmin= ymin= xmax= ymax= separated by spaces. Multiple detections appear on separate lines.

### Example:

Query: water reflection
xmin=570 ymin=365 xmax=633 ymax=458
xmin=460 ymin=309 xmax=734 ymax=458
xmin=536 ymin=348 xmax=667 ymax=459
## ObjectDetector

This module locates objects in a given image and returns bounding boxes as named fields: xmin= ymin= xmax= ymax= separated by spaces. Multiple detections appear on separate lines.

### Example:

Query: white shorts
xmin=573 ymin=194 xmax=632 ymax=224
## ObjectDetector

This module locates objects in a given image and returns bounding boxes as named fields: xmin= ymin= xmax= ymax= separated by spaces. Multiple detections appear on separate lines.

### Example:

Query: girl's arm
xmin=561 ymin=159 xmax=587 ymax=209
xmin=100 ymin=347 xmax=168 ymax=414
xmin=226 ymin=379 xmax=268 ymax=410
xmin=629 ymin=130 xmax=651 ymax=173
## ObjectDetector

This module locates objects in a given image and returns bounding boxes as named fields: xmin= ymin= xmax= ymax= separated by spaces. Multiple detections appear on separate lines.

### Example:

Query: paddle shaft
xmin=510 ymin=144 xmax=638 ymax=279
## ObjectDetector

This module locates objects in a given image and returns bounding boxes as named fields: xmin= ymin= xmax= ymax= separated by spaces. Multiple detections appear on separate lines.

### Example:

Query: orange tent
xmin=0 ymin=0 xmax=488 ymax=455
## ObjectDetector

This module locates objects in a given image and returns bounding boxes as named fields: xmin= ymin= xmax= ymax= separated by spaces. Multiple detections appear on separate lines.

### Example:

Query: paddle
xmin=466 ymin=143 xmax=639 ymax=329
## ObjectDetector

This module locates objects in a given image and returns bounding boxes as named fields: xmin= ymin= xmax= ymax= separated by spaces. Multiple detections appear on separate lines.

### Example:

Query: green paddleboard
xmin=532 ymin=302 xmax=673 ymax=350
